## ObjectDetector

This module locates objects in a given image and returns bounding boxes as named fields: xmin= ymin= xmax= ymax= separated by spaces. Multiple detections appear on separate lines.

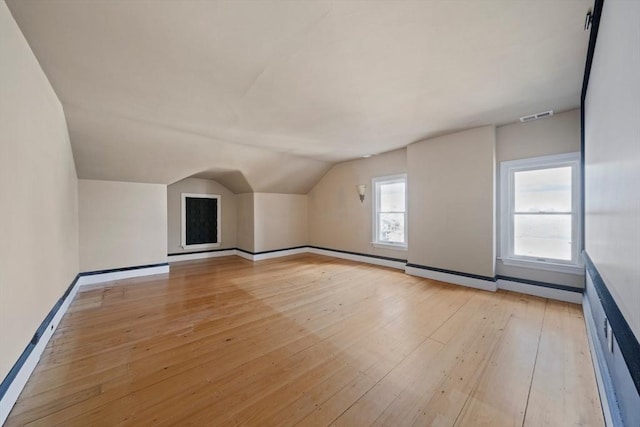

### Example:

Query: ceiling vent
xmin=520 ymin=110 xmax=554 ymax=122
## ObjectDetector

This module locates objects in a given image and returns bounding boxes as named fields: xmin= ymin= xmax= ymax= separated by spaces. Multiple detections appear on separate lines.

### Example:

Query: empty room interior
xmin=1 ymin=0 xmax=639 ymax=426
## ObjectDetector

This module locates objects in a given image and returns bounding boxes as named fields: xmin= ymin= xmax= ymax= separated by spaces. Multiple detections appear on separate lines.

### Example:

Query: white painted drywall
xmin=308 ymin=149 xmax=407 ymax=258
xmin=0 ymin=2 xmax=79 ymax=380
xmin=407 ymin=126 xmax=496 ymax=278
xmin=254 ymin=193 xmax=308 ymax=253
xmin=78 ymin=180 xmax=167 ymax=272
xmin=236 ymin=193 xmax=255 ymax=253
xmin=585 ymin=0 xmax=640 ymax=339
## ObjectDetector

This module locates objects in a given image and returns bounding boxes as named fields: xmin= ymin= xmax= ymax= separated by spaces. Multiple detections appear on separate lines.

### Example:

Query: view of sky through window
xmin=379 ymin=181 xmax=405 ymax=243
xmin=513 ymin=166 xmax=572 ymax=260
xmin=515 ymin=167 xmax=572 ymax=212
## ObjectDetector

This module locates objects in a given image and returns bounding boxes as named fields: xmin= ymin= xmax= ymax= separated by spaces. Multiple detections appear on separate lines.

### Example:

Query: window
xmin=181 ymin=193 xmax=221 ymax=249
xmin=500 ymin=153 xmax=582 ymax=274
xmin=372 ymin=174 xmax=407 ymax=249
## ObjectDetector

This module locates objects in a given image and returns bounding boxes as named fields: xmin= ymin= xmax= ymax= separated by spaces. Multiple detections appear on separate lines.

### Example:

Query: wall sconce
xmin=357 ymin=184 xmax=367 ymax=203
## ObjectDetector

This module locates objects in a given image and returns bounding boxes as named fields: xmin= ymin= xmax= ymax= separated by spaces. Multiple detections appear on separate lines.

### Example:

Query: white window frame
xmin=499 ymin=152 xmax=583 ymax=275
xmin=372 ymin=174 xmax=408 ymax=250
xmin=181 ymin=193 xmax=221 ymax=250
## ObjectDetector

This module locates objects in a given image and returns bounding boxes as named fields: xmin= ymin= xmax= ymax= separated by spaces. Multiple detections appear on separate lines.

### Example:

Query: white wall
xmin=308 ymin=149 xmax=407 ymax=259
xmin=0 ymin=2 xmax=79 ymax=380
xmin=496 ymin=109 xmax=581 ymax=162
xmin=79 ymin=180 xmax=167 ymax=272
xmin=496 ymin=109 xmax=584 ymax=288
xmin=254 ymin=193 xmax=308 ymax=253
xmin=236 ymin=193 xmax=255 ymax=252
xmin=407 ymin=126 xmax=496 ymax=277
xmin=167 ymin=177 xmax=236 ymax=254
xmin=309 ymin=115 xmax=583 ymax=289
xmin=585 ymin=0 xmax=640 ymax=339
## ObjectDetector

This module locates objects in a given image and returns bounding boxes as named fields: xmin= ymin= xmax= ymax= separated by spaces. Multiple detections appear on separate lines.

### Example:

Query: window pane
xmin=514 ymin=214 xmax=571 ymax=260
xmin=379 ymin=213 xmax=405 ymax=243
xmin=514 ymin=167 xmax=571 ymax=212
xmin=380 ymin=182 xmax=405 ymax=212
xmin=185 ymin=197 xmax=218 ymax=245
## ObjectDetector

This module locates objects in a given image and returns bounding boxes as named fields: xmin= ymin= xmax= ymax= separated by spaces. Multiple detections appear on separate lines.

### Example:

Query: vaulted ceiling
xmin=7 ymin=0 xmax=591 ymax=193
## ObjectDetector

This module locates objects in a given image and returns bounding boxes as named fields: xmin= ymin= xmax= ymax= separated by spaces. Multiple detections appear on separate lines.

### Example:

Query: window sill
xmin=372 ymin=242 xmax=408 ymax=251
xmin=181 ymin=243 xmax=221 ymax=251
xmin=499 ymin=257 xmax=585 ymax=275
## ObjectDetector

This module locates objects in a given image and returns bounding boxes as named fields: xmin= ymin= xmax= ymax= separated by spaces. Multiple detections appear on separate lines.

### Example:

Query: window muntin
xmin=373 ymin=175 xmax=407 ymax=248
xmin=500 ymin=153 xmax=581 ymax=273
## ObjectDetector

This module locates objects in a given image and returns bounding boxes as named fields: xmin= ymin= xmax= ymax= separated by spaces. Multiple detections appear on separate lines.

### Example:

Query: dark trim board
xmin=495 ymin=275 xmax=583 ymax=293
xmin=169 ymin=246 xmax=309 ymax=258
xmin=0 ymin=261 xmax=171 ymax=423
xmin=308 ymin=246 xmax=407 ymax=263
xmin=0 ymin=276 xmax=79 ymax=401
xmin=236 ymin=246 xmax=309 ymax=256
xmin=584 ymin=254 xmax=640 ymax=427
xmin=580 ymin=0 xmax=605 ymax=249
xmin=404 ymin=263 xmax=498 ymax=292
xmin=0 ymin=279 xmax=83 ymax=424
xmin=580 ymin=0 xmax=605 ymax=103
xmin=168 ymin=248 xmax=235 ymax=256
xmin=168 ymin=245 xmax=408 ymax=263
xmin=185 ymin=245 xmax=408 ymax=261
xmin=405 ymin=264 xmax=583 ymax=301
xmin=79 ymin=262 xmax=169 ymax=276
xmin=1 ymin=261 xmax=169 ymax=400
xmin=406 ymin=263 xmax=495 ymax=283
xmin=170 ymin=246 xmax=581 ymax=295
xmin=584 ymin=252 xmax=640 ymax=396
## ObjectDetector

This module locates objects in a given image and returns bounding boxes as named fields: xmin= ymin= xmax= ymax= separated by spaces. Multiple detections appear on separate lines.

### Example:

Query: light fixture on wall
xmin=357 ymin=184 xmax=367 ymax=203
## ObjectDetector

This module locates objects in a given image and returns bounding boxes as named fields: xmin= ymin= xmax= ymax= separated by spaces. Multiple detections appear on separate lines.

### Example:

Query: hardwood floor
xmin=6 ymin=254 xmax=604 ymax=426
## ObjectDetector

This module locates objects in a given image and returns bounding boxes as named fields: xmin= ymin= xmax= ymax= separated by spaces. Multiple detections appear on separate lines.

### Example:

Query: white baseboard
xmin=497 ymin=279 xmax=582 ymax=304
xmin=77 ymin=264 xmax=170 ymax=286
xmin=234 ymin=247 xmax=310 ymax=261
xmin=171 ymin=246 xmax=405 ymax=270
xmin=235 ymin=250 xmax=256 ymax=261
xmin=252 ymin=247 xmax=309 ymax=261
xmin=405 ymin=265 xmax=497 ymax=292
xmin=0 ymin=278 xmax=81 ymax=425
xmin=308 ymin=247 xmax=406 ymax=270
xmin=168 ymin=250 xmax=236 ymax=263
xmin=583 ymin=294 xmax=616 ymax=427
xmin=0 ymin=262 xmax=170 ymax=423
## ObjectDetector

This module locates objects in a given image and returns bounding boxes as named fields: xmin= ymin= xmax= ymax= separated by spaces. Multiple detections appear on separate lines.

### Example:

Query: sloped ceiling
xmin=7 ymin=0 xmax=590 ymax=193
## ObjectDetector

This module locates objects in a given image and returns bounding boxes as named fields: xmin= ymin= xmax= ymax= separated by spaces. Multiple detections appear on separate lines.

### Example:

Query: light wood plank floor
xmin=6 ymin=254 xmax=604 ymax=426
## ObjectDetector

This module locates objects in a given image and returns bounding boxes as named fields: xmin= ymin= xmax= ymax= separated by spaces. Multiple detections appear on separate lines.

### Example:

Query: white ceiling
xmin=7 ymin=0 xmax=591 ymax=193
